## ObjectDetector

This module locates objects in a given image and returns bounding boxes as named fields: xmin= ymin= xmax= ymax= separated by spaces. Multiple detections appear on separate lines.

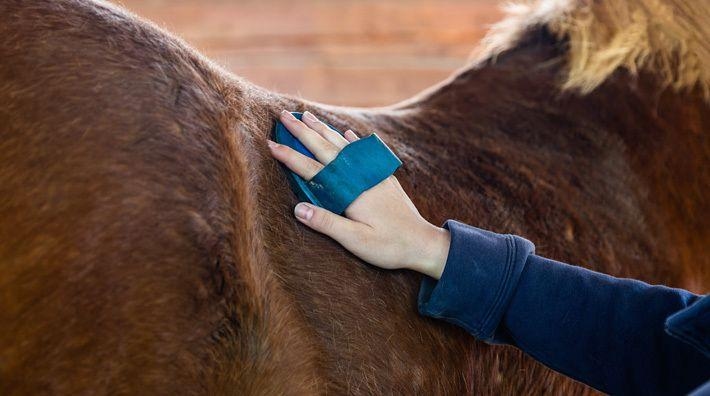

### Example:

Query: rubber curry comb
xmin=273 ymin=112 xmax=402 ymax=214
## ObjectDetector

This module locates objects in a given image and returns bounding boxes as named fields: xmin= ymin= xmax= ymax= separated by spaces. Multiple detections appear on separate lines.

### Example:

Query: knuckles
xmin=312 ymin=209 xmax=333 ymax=231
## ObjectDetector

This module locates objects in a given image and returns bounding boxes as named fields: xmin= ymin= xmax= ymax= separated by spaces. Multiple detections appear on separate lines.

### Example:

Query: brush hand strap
xmin=306 ymin=133 xmax=402 ymax=214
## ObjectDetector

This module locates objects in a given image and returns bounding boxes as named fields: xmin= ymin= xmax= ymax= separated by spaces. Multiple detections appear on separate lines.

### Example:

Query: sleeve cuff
xmin=417 ymin=220 xmax=535 ymax=342
xmin=665 ymin=294 xmax=710 ymax=359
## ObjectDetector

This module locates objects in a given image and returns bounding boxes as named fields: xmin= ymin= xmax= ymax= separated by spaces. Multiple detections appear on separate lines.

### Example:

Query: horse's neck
xmin=243 ymin=28 xmax=708 ymax=288
xmin=365 ymin=33 xmax=709 ymax=289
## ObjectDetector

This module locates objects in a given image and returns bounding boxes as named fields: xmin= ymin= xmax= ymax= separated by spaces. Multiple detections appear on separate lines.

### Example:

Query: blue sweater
xmin=418 ymin=220 xmax=710 ymax=395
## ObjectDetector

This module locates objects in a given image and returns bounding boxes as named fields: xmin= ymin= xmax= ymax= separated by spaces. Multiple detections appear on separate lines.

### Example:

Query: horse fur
xmin=0 ymin=0 xmax=707 ymax=394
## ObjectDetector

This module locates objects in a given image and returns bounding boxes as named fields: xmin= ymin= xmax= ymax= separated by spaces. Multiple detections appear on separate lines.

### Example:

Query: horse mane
xmin=476 ymin=0 xmax=710 ymax=99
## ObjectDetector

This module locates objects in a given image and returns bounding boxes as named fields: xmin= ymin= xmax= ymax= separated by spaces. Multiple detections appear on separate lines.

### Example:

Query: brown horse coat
xmin=1 ymin=0 xmax=707 ymax=394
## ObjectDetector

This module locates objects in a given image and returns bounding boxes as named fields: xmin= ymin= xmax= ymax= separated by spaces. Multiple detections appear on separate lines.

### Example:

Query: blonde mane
xmin=477 ymin=0 xmax=710 ymax=99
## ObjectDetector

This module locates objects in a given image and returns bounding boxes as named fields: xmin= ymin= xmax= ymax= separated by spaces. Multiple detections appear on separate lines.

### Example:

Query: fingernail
xmin=281 ymin=110 xmax=296 ymax=121
xmin=303 ymin=111 xmax=318 ymax=123
xmin=294 ymin=203 xmax=313 ymax=221
xmin=267 ymin=139 xmax=277 ymax=148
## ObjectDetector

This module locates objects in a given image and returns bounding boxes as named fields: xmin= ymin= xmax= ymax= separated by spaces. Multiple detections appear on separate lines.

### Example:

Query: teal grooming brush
xmin=273 ymin=112 xmax=402 ymax=214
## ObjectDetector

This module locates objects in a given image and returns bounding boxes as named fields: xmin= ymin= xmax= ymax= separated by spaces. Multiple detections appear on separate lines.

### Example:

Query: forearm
xmin=502 ymin=254 xmax=706 ymax=395
xmin=417 ymin=220 xmax=709 ymax=395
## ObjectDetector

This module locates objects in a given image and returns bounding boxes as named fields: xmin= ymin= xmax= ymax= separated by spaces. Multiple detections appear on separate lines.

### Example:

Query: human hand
xmin=267 ymin=110 xmax=450 ymax=279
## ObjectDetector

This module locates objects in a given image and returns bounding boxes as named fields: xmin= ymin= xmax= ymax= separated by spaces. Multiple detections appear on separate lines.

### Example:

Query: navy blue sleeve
xmin=418 ymin=220 xmax=710 ymax=395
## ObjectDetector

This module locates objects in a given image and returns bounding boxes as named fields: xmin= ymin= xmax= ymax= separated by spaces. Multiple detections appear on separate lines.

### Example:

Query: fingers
xmin=280 ymin=110 xmax=339 ymax=164
xmin=302 ymin=111 xmax=350 ymax=148
xmin=271 ymin=110 xmax=363 ymax=180
xmin=267 ymin=140 xmax=323 ymax=180
xmin=294 ymin=202 xmax=364 ymax=245
xmin=343 ymin=129 xmax=360 ymax=142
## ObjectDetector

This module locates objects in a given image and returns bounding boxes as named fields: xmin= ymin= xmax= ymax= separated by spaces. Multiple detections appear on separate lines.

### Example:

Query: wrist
xmin=409 ymin=223 xmax=451 ymax=279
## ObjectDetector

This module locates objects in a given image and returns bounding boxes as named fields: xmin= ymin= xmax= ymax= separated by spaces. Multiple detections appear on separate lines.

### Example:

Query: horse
xmin=1 ymin=0 xmax=707 ymax=393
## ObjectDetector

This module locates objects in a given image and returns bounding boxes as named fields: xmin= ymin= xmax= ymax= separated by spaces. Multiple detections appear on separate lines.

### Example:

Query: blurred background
xmin=114 ymin=0 xmax=503 ymax=107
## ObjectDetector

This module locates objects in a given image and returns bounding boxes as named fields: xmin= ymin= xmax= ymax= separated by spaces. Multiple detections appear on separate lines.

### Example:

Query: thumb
xmin=294 ymin=202 xmax=358 ymax=242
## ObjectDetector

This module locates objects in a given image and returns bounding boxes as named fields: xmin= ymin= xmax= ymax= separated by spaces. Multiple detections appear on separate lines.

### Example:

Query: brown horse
xmin=1 ymin=0 xmax=707 ymax=394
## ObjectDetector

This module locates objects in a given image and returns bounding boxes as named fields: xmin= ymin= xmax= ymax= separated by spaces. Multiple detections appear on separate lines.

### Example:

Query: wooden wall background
xmin=114 ymin=0 xmax=503 ymax=107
